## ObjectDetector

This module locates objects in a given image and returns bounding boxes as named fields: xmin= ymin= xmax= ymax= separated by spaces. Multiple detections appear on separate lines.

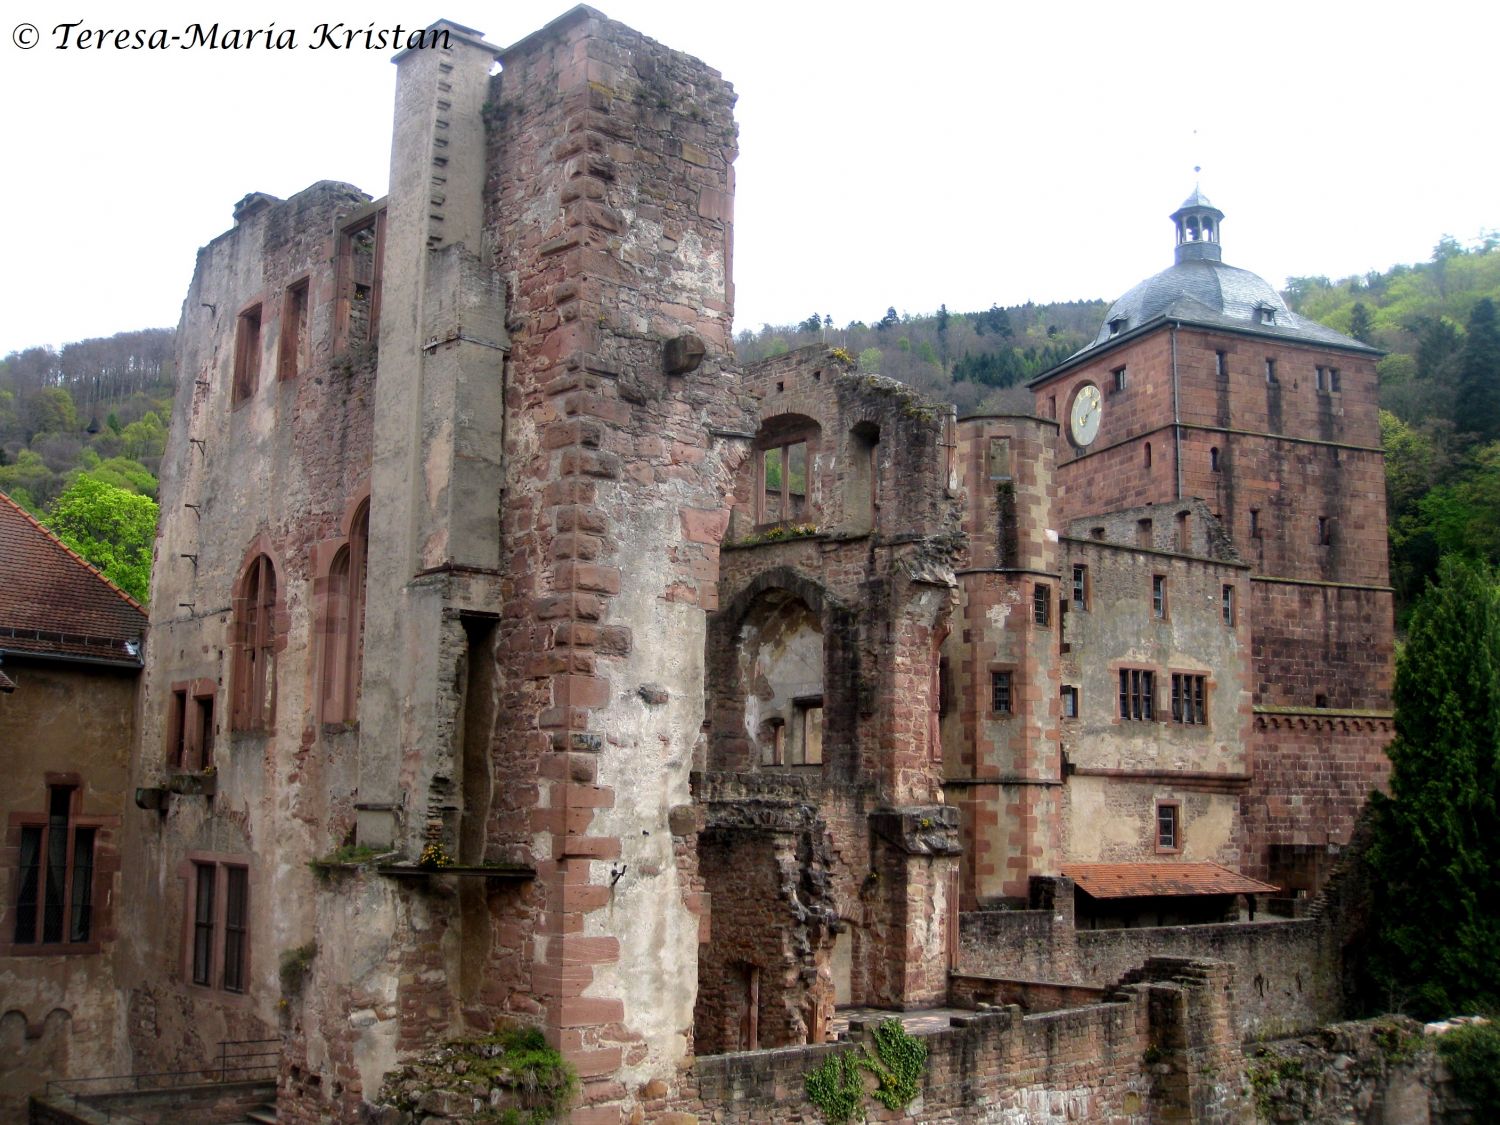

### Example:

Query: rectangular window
xmin=759 ymin=439 xmax=810 ymax=525
xmin=991 ymin=671 xmax=1013 ymax=715
xmin=1137 ymin=518 xmax=1153 ymax=548
xmin=1171 ymin=673 xmax=1208 ymax=725
xmin=1061 ymin=685 xmax=1079 ymax=719
xmin=189 ymin=860 xmax=249 ymax=992
xmin=1033 ymin=582 xmax=1051 ymax=626
xmin=1215 ymin=350 xmax=1227 ymax=378
xmin=1222 ymin=584 xmax=1235 ymax=626
xmin=196 ymin=694 xmax=216 ymax=770
xmin=12 ymin=785 xmax=96 ymax=947
xmin=1329 ymin=368 xmax=1341 ymax=392
xmin=1152 ymin=575 xmax=1167 ymax=619
xmin=790 ymin=698 xmax=823 ymax=766
xmin=1156 ymin=801 xmax=1180 ymax=852
xmin=192 ymin=863 xmax=215 ymax=985
xmin=1317 ymin=516 xmax=1332 ymax=546
xmin=168 ymin=688 xmax=189 ymax=768
xmin=1315 ymin=365 xmax=1326 ymax=392
xmin=1265 ymin=358 xmax=1278 ymax=385
xmin=232 ymin=304 xmax=263 ymax=406
xmin=1249 ymin=509 xmax=1261 ymax=539
xmin=278 ymin=278 xmax=309 ymax=380
xmin=1118 ymin=669 xmax=1155 ymax=721
xmin=1072 ymin=564 xmax=1088 ymax=610
xmin=1112 ymin=366 xmax=1128 ymax=392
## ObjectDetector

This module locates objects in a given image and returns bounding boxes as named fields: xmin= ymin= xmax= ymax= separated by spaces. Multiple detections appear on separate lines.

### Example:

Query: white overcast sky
xmin=1 ymin=0 xmax=1495 ymax=358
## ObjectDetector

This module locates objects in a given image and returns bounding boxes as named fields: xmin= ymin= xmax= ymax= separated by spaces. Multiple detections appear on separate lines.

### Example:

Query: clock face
xmin=1070 ymin=384 xmax=1103 ymax=446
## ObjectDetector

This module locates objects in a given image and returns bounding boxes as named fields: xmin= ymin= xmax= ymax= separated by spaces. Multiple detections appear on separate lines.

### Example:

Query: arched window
xmin=1144 ymin=441 xmax=1153 ymax=469
xmin=231 ymin=554 xmax=278 ymax=731
xmin=320 ymin=501 xmax=369 ymax=724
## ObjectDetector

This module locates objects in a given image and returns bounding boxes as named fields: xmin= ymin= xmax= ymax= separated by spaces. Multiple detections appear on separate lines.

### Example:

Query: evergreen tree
xmin=1456 ymin=298 xmax=1500 ymax=444
xmin=1366 ymin=557 xmax=1500 ymax=1017
xmin=1349 ymin=302 xmax=1374 ymax=344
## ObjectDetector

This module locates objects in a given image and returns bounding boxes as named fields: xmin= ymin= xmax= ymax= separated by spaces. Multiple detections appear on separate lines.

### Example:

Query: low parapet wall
xmin=959 ymin=876 xmax=1340 ymax=1041
xmin=664 ymin=958 xmax=1248 ymax=1124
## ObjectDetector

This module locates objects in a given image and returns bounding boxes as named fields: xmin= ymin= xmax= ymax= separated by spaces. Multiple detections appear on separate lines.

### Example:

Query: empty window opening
xmin=1033 ymin=582 xmax=1051 ymax=626
xmin=1265 ymin=357 xmax=1278 ymax=384
xmin=278 ymin=279 xmax=309 ymax=380
xmin=1152 ymin=575 xmax=1167 ymax=619
xmin=13 ymin=785 xmax=96 ymax=946
xmin=1249 ymin=509 xmax=1261 ymax=539
xmin=1329 ymin=368 xmax=1341 ymax=392
xmin=232 ymin=304 xmax=262 ymax=406
xmin=1171 ymin=673 xmax=1207 ymax=725
xmin=740 ymin=590 xmax=823 ymax=769
xmin=1317 ymin=516 xmax=1332 ymax=546
xmin=991 ymin=670 xmax=1013 ymax=715
xmin=1072 ymin=564 xmax=1089 ymax=610
xmin=1215 ymin=350 xmax=1227 ymax=378
xmin=1315 ymin=693 xmax=1328 ymax=708
xmin=1144 ymin=441 xmax=1153 ymax=469
xmin=1210 ymin=446 xmax=1221 ymax=472
xmin=1156 ymin=802 xmax=1181 ymax=852
xmin=1091 ymin=526 xmax=1105 ymax=541
xmin=790 ymin=698 xmax=823 ymax=765
xmin=335 ymin=210 xmax=386 ymax=352
xmin=759 ymin=441 xmax=810 ymax=524
xmin=1119 ymin=669 xmax=1155 ymax=721
xmin=169 ymin=683 xmax=216 ymax=771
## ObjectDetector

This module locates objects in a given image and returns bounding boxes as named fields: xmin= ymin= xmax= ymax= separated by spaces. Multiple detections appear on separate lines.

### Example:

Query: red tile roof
xmin=1060 ymin=861 xmax=1277 ymax=899
xmin=0 ymin=490 xmax=147 ymax=666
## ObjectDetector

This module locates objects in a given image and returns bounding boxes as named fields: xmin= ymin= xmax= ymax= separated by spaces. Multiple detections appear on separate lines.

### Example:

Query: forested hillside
xmin=0 ymin=329 xmax=174 ymax=601
xmin=1281 ymin=236 xmax=1500 ymax=617
xmin=734 ymin=300 xmax=1109 ymax=417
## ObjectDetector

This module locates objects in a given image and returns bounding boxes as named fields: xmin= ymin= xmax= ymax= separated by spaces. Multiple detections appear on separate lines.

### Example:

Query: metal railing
xmin=41 ymin=1037 xmax=280 ymax=1122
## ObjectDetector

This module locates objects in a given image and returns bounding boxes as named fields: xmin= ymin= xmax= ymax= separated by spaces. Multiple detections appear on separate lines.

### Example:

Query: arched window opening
xmin=231 ymin=554 xmax=278 ymax=731
xmin=1210 ymin=446 xmax=1221 ymax=471
xmin=1144 ymin=441 xmax=1153 ymax=468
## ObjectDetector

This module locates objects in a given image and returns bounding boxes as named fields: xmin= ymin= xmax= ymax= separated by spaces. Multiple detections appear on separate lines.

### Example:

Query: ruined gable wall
xmin=123 ymin=181 xmax=376 ymax=1080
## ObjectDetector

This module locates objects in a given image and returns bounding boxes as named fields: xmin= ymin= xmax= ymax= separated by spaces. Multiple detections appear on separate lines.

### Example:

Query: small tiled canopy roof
xmin=0 ymin=490 xmax=147 ymax=666
xmin=1060 ymin=861 xmax=1277 ymax=899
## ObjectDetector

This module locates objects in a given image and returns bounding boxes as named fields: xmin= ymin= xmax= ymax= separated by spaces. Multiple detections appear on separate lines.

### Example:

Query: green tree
xmin=1349 ymin=302 xmax=1374 ymax=344
xmin=24 ymin=386 xmax=78 ymax=439
xmin=1366 ymin=557 xmax=1500 ymax=1018
xmin=1455 ymin=298 xmax=1500 ymax=443
xmin=857 ymin=347 xmax=882 ymax=373
xmin=43 ymin=476 xmax=158 ymax=603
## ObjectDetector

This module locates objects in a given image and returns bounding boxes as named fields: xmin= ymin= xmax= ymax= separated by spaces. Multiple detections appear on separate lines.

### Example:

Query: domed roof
xmin=1084 ymin=258 xmax=1314 ymax=350
xmin=1062 ymin=189 xmax=1379 ymax=360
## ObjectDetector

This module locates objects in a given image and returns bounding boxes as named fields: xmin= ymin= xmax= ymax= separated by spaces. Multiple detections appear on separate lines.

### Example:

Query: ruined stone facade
xmin=95 ymin=8 xmax=1390 ymax=1123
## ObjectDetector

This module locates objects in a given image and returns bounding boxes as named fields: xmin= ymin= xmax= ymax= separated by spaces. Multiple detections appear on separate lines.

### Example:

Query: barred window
xmin=1118 ymin=669 xmax=1155 ymax=721
xmin=1171 ymin=673 xmax=1208 ymax=725
xmin=991 ymin=671 xmax=1013 ymax=715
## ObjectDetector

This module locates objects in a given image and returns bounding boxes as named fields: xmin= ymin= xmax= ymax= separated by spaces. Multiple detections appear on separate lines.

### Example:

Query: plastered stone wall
xmin=0 ymin=662 xmax=136 ymax=1117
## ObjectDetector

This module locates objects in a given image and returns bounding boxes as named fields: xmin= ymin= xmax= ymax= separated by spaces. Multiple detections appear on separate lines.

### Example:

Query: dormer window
xmin=1256 ymin=305 xmax=1277 ymax=326
xmin=1108 ymin=317 xmax=1126 ymax=338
